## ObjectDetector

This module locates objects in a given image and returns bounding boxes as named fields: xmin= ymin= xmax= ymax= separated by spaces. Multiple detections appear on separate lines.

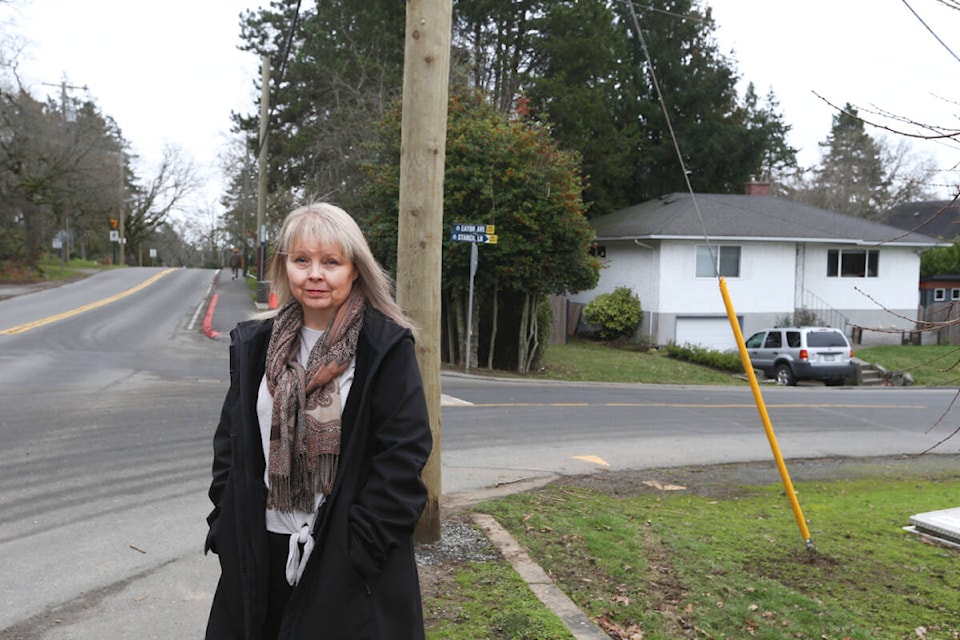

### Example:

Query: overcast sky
xmin=3 ymin=0 xmax=959 ymax=216
xmin=2 ymin=0 xmax=261 ymax=214
xmin=709 ymin=0 xmax=959 ymax=195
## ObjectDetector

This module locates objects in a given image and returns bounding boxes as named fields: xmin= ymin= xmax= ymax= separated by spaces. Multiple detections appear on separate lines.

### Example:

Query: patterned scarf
xmin=264 ymin=290 xmax=365 ymax=512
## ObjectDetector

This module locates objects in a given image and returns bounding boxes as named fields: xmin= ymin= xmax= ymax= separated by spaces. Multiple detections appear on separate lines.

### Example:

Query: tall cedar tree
xmin=233 ymin=0 xmax=795 ymax=229
xmin=524 ymin=0 xmax=636 ymax=217
xmin=361 ymin=86 xmax=599 ymax=371
xmin=235 ymin=0 xmax=405 ymax=220
xmin=452 ymin=0 xmax=543 ymax=113
xmin=515 ymin=0 xmax=796 ymax=215
xmin=614 ymin=0 xmax=790 ymax=202
xmin=812 ymin=104 xmax=889 ymax=218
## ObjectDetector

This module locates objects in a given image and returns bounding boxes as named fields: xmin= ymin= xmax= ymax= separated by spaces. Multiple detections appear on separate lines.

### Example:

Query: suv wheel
xmin=775 ymin=364 xmax=796 ymax=386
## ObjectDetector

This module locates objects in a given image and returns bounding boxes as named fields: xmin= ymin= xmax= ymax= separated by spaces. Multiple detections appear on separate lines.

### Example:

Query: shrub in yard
xmin=582 ymin=287 xmax=643 ymax=340
xmin=664 ymin=342 xmax=744 ymax=373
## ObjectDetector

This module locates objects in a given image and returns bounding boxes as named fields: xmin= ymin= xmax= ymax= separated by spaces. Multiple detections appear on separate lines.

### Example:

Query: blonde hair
xmin=267 ymin=202 xmax=414 ymax=330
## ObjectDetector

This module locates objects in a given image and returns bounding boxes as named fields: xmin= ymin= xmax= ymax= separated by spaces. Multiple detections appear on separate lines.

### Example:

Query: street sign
xmin=450 ymin=232 xmax=498 ymax=244
xmin=453 ymin=223 xmax=495 ymax=234
xmin=450 ymin=224 xmax=498 ymax=370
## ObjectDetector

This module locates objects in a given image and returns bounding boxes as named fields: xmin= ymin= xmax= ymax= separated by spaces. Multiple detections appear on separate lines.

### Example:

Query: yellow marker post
xmin=718 ymin=277 xmax=814 ymax=550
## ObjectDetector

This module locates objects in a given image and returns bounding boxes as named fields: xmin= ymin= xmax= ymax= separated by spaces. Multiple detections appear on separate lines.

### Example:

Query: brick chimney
xmin=744 ymin=180 xmax=771 ymax=196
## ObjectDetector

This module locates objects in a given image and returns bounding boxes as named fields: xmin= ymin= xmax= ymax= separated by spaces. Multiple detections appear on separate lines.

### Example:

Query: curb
xmin=202 ymin=293 xmax=221 ymax=339
xmin=471 ymin=513 xmax=609 ymax=640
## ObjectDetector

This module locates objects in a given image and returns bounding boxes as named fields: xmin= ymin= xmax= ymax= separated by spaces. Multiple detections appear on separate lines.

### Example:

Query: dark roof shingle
xmin=592 ymin=193 xmax=944 ymax=247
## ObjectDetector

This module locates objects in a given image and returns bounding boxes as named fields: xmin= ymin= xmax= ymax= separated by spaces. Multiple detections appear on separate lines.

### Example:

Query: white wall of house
xmin=569 ymin=241 xmax=657 ymax=304
xmin=654 ymin=240 xmax=797 ymax=346
xmin=797 ymin=244 xmax=922 ymax=344
xmin=798 ymin=244 xmax=920 ymax=311
xmin=568 ymin=240 xmax=659 ymax=336
xmin=660 ymin=240 xmax=796 ymax=312
xmin=568 ymin=238 xmax=924 ymax=349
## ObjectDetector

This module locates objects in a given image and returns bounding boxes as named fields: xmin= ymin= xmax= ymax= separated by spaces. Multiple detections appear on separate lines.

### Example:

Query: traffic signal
xmin=109 ymin=218 xmax=119 ymax=230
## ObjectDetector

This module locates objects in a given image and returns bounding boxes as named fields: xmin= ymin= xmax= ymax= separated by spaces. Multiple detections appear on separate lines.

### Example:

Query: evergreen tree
xmin=791 ymin=103 xmax=936 ymax=218
xmin=452 ymin=0 xmax=543 ymax=112
xmin=519 ymin=0 xmax=796 ymax=214
xmin=235 ymin=0 xmax=406 ymax=218
xmin=613 ymin=0 xmax=795 ymax=202
xmin=808 ymin=104 xmax=889 ymax=218
xmin=741 ymin=83 xmax=799 ymax=188
xmin=524 ymin=0 xmax=636 ymax=216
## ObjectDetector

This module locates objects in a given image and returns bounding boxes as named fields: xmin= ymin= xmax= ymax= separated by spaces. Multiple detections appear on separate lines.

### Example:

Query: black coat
xmin=205 ymin=308 xmax=432 ymax=640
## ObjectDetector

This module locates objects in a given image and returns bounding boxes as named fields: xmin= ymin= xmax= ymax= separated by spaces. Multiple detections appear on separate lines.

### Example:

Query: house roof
xmin=591 ymin=193 xmax=947 ymax=247
xmin=876 ymin=200 xmax=960 ymax=240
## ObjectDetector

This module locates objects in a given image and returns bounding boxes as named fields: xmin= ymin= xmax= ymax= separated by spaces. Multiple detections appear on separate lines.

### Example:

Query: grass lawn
xmin=472 ymin=461 xmax=960 ymax=639
xmin=529 ymin=337 xmax=960 ymax=388
xmin=426 ymin=339 xmax=960 ymax=639
xmin=0 ymin=257 xmax=116 ymax=284
xmin=533 ymin=338 xmax=747 ymax=385
xmin=856 ymin=344 xmax=960 ymax=387
xmin=425 ymin=458 xmax=960 ymax=640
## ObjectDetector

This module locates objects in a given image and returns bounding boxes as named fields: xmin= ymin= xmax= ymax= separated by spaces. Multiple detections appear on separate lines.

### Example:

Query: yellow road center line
xmin=450 ymin=402 xmax=924 ymax=409
xmin=0 ymin=269 xmax=175 ymax=335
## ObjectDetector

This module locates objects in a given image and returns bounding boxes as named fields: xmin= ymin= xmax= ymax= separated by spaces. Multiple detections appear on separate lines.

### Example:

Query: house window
xmin=826 ymin=249 xmax=879 ymax=278
xmin=696 ymin=245 xmax=740 ymax=278
xmin=934 ymin=288 xmax=947 ymax=302
xmin=952 ymin=289 xmax=960 ymax=301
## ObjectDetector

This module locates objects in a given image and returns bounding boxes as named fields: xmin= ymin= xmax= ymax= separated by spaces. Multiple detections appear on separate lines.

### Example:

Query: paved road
xmin=1 ymin=268 xmax=957 ymax=638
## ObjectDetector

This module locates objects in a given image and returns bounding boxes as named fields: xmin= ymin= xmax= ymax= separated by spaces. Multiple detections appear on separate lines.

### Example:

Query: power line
xmin=253 ymin=0 xmax=303 ymax=159
xmin=901 ymin=0 xmax=960 ymax=65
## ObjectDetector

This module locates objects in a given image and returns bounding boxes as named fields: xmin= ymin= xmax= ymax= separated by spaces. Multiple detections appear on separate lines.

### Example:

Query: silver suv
xmin=744 ymin=326 xmax=855 ymax=386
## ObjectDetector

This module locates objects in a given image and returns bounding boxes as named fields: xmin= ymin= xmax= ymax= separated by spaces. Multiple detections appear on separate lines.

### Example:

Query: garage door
xmin=674 ymin=317 xmax=738 ymax=351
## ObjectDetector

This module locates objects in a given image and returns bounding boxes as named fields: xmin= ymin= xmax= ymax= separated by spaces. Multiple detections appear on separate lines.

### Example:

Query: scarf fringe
xmin=267 ymin=454 xmax=340 ymax=512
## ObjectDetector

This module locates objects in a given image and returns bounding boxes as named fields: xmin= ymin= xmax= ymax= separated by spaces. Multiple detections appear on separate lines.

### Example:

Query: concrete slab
xmin=908 ymin=506 xmax=960 ymax=545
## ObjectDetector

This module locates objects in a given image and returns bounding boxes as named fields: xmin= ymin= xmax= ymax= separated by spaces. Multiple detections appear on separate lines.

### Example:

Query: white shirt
xmin=257 ymin=325 xmax=355 ymax=585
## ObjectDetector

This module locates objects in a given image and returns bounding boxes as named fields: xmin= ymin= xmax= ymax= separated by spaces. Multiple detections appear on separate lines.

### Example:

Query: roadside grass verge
xmin=534 ymin=338 xmax=746 ymax=385
xmin=856 ymin=344 xmax=960 ymax=387
xmin=534 ymin=337 xmax=960 ymax=388
xmin=1 ymin=257 xmax=109 ymax=283
xmin=424 ymin=561 xmax=574 ymax=639
xmin=467 ymin=467 xmax=960 ymax=639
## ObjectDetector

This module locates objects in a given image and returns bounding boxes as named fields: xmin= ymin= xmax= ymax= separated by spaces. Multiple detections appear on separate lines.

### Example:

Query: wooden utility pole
xmin=256 ymin=55 xmax=271 ymax=304
xmin=396 ymin=0 xmax=452 ymax=543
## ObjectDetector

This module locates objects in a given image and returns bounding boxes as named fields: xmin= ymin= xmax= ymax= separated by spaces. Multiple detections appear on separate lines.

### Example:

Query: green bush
xmin=582 ymin=287 xmax=642 ymax=339
xmin=664 ymin=342 xmax=744 ymax=373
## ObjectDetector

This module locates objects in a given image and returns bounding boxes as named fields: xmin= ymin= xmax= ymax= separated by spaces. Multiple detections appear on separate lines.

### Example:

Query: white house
xmin=568 ymin=187 xmax=947 ymax=350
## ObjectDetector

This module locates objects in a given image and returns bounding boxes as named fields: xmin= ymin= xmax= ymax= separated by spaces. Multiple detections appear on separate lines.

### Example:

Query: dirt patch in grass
xmin=420 ymin=454 xmax=960 ymax=637
xmin=558 ymin=453 xmax=960 ymax=500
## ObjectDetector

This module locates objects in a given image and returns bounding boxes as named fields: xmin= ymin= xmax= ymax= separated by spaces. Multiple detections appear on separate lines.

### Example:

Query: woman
xmin=205 ymin=203 xmax=432 ymax=639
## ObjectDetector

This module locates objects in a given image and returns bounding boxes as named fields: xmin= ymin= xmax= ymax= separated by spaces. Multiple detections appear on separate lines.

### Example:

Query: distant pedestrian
xmin=229 ymin=248 xmax=242 ymax=280
xmin=204 ymin=202 xmax=432 ymax=639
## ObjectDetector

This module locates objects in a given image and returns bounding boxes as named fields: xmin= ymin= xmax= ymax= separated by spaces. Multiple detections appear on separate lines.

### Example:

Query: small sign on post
xmin=450 ymin=223 xmax=498 ymax=370
xmin=451 ymin=223 xmax=497 ymax=244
